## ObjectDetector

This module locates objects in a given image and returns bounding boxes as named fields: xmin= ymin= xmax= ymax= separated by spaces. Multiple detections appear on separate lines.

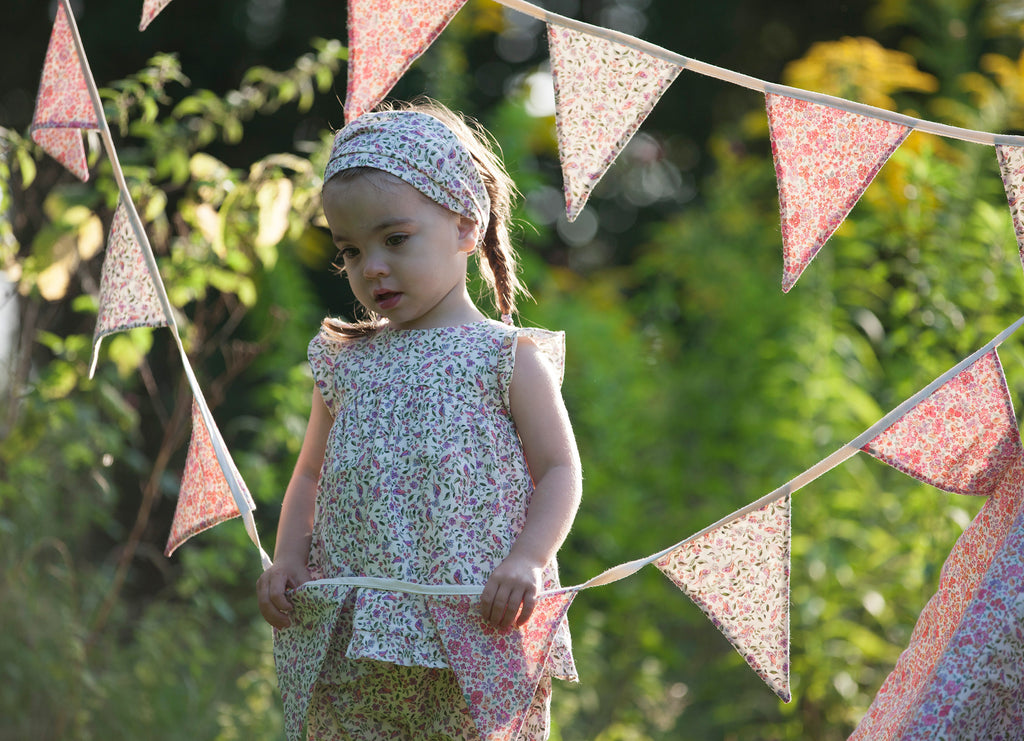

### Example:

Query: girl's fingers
xmin=516 ymin=591 xmax=537 ymax=627
xmin=481 ymin=572 xmax=540 ymax=629
xmin=257 ymin=569 xmax=299 ymax=629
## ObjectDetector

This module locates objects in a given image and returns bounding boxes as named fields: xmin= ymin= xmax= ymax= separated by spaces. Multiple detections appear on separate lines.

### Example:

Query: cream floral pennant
xmin=996 ymin=145 xmax=1024 ymax=275
xmin=90 ymin=201 xmax=169 ymax=378
xmin=655 ymin=495 xmax=791 ymax=702
xmin=860 ymin=350 xmax=1022 ymax=496
xmin=548 ymin=24 xmax=681 ymax=221
xmin=165 ymin=401 xmax=246 ymax=557
xmin=30 ymin=3 xmax=99 ymax=182
xmin=345 ymin=0 xmax=467 ymax=122
xmin=766 ymin=93 xmax=910 ymax=292
xmin=273 ymin=583 xmax=354 ymax=741
xmin=140 ymin=0 xmax=175 ymax=31
xmin=426 ymin=592 xmax=576 ymax=741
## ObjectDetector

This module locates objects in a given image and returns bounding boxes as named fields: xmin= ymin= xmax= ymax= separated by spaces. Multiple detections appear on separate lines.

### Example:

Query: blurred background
xmin=2 ymin=0 xmax=1024 ymax=738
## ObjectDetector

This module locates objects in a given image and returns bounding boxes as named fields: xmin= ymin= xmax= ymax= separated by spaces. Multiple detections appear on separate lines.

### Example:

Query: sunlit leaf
xmin=254 ymin=178 xmax=292 ymax=260
xmin=35 ymin=233 xmax=78 ymax=301
xmin=107 ymin=329 xmax=154 ymax=378
xmin=16 ymin=147 xmax=36 ymax=188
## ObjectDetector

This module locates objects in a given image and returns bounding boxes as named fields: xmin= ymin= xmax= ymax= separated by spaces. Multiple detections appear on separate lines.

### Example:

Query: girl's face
xmin=323 ymin=171 xmax=482 ymax=330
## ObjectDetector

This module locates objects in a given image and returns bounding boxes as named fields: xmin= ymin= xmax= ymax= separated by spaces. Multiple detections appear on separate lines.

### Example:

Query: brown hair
xmin=321 ymin=98 xmax=528 ymax=341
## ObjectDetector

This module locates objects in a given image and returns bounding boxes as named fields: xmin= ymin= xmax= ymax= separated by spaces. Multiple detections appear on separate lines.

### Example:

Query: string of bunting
xmin=26 ymin=1 xmax=1024 ymax=738
xmin=339 ymin=0 xmax=1024 ymax=292
xmin=33 ymin=0 xmax=271 ymax=569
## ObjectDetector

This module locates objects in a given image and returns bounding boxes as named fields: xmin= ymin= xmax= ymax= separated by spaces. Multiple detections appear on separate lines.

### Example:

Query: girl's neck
xmin=387 ymin=285 xmax=486 ymax=331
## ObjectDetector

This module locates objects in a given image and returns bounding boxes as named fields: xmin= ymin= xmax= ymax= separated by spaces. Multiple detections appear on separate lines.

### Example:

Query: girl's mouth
xmin=374 ymin=290 xmax=401 ymax=310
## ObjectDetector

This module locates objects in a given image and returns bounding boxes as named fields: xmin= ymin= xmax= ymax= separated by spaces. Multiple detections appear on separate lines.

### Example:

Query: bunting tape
xmin=493 ymin=0 xmax=1024 ymax=148
xmin=57 ymin=0 xmax=271 ymax=570
xmin=293 ymin=313 xmax=1024 ymax=601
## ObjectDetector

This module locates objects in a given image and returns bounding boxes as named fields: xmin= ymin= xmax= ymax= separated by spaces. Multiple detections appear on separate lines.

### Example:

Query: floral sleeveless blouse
xmin=304 ymin=319 xmax=576 ymax=680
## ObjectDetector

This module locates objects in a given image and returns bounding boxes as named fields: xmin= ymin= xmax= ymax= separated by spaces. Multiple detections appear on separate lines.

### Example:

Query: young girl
xmin=256 ymin=101 xmax=582 ymax=740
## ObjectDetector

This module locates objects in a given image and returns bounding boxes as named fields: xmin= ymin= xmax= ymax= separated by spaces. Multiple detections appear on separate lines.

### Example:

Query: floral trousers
xmin=305 ymin=606 xmax=552 ymax=740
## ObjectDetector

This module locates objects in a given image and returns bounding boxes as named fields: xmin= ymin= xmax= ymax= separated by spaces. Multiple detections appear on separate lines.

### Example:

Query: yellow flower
xmin=782 ymin=37 xmax=939 ymax=111
xmin=963 ymin=51 xmax=1024 ymax=130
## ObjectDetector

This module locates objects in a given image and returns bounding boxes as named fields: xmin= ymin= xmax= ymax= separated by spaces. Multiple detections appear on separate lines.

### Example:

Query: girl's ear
xmin=456 ymin=216 xmax=480 ymax=254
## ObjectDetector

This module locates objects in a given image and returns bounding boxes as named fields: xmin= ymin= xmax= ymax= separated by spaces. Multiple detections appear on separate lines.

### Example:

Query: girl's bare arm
xmin=257 ymin=388 xmax=332 ymax=628
xmin=480 ymin=337 xmax=582 ymax=629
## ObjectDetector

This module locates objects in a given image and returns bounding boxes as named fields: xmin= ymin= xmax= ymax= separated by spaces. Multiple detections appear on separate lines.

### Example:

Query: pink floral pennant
xmin=345 ymin=0 xmax=467 ymax=122
xmin=900 ymin=471 xmax=1024 ymax=740
xmin=851 ymin=460 xmax=1024 ymax=740
xmin=766 ymin=94 xmax=910 ymax=292
xmin=30 ymin=4 xmax=100 ymax=182
xmin=90 ymin=201 xmax=169 ymax=377
xmin=273 ymin=583 xmax=354 ymax=741
xmin=996 ymin=145 xmax=1024 ymax=275
xmin=548 ymin=24 xmax=682 ymax=221
xmin=140 ymin=0 xmax=175 ymax=31
xmin=426 ymin=591 xmax=576 ymax=740
xmin=165 ymin=400 xmax=251 ymax=556
xmin=861 ymin=350 xmax=1022 ymax=495
xmin=655 ymin=495 xmax=792 ymax=702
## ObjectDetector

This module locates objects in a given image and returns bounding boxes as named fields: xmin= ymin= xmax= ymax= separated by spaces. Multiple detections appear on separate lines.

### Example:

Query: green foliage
xmin=3 ymin=1 xmax=1024 ymax=739
xmin=1 ymin=45 xmax=335 ymax=741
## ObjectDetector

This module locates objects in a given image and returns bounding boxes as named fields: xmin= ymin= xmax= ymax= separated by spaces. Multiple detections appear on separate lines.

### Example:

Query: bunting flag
xmin=851 ymin=349 xmax=1024 ymax=739
xmin=30 ymin=3 xmax=99 ymax=182
xmin=654 ymin=495 xmax=791 ymax=702
xmin=766 ymin=94 xmax=910 ymax=292
xmin=850 ymin=466 xmax=1024 ymax=739
xmin=139 ymin=0 xmax=174 ymax=31
xmin=895 ymin=470 xmax=1024 ymax=739
xmin=90 ymin=201 xmax=169 ymax=378
xmin=860 ymin=350 xmax=1023 ymax=495
xmin=996 ymin=145 xmax=1024 ymax=274
xmin=426 ymin=592 xmax=576 ymax=741
xmin=165 ymin=401 xmax=251 ymax=557
xmin=273 ymin=583 xmax=354 ymax=741
xmin=344 ymin=0 xmax=467 ymax=122
xmin=548 ymin=24 xmax=681 ymax=221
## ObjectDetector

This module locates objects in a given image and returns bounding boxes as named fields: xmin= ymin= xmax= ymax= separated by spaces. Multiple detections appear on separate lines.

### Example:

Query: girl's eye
xmin=338 ymin=246 xmax=359 ymax=261
xmin=385 ymin=234 xmax=407 ymax=247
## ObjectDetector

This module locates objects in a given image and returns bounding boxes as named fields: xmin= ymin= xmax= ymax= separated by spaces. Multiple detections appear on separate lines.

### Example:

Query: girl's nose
xmin=362 ymin=252 xmax=390 ymax=279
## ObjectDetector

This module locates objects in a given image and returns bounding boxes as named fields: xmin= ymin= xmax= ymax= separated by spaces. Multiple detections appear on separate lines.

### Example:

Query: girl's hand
xmin=257 ymin=559 xmax=311 ymax=629
xmin=480 ymin=554 xmax=544 ymax=630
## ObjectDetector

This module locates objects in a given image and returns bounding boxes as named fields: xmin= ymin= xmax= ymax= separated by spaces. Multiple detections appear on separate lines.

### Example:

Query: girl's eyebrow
xmin=332 ymin=217 xmax=414 ymax=242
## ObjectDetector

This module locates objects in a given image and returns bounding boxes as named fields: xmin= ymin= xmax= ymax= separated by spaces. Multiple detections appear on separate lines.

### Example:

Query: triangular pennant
xmin=344 ymin=0 xmax=467 ymax=122
xmin=548 ymin=24 xmax=682 ymax=222
xmin=139 ymin=0 xmax=175 ymax=31
xmin=165 ymin=400 xmax=246 ymax=556
xmin=850 ymin=461 xmax=1024 ymax=740
xmin=898 ymin=471 xmax=1024 ymax=739
xmin=996 ymin=145 xmax=1024 ymax=275
xmin=90 ymin=201 xmax=169 ymax=377
xmin=861 ymin=349 xmax=1022 ymax=495
xmin=766 ymin=94 xmax=910 ymax=292
xmin=426 ymin=591 xmax=575 ymax=740
xmin=655 ymin=495 xmax=791 ymax=702
xmin=29 ymin=4 xmax=99 ymax=182
xmin=273 ymin=583 xmax=353 ymax=741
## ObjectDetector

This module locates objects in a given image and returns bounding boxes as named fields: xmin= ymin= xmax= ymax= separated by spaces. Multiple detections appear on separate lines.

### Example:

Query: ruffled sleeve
xmin=499 ymin=326 xmax=566 ymax=409
xmin=307 ymin=331 xmax=342 ymax=416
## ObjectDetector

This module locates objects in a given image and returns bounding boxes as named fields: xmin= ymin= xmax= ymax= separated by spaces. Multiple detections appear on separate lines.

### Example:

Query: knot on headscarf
xmin=324 ymin=110 xmax=490 ymax=234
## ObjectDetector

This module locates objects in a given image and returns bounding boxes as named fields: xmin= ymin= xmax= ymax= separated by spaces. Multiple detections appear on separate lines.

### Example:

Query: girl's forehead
xmin=324 ymin=170 xmax=452 ymax=213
